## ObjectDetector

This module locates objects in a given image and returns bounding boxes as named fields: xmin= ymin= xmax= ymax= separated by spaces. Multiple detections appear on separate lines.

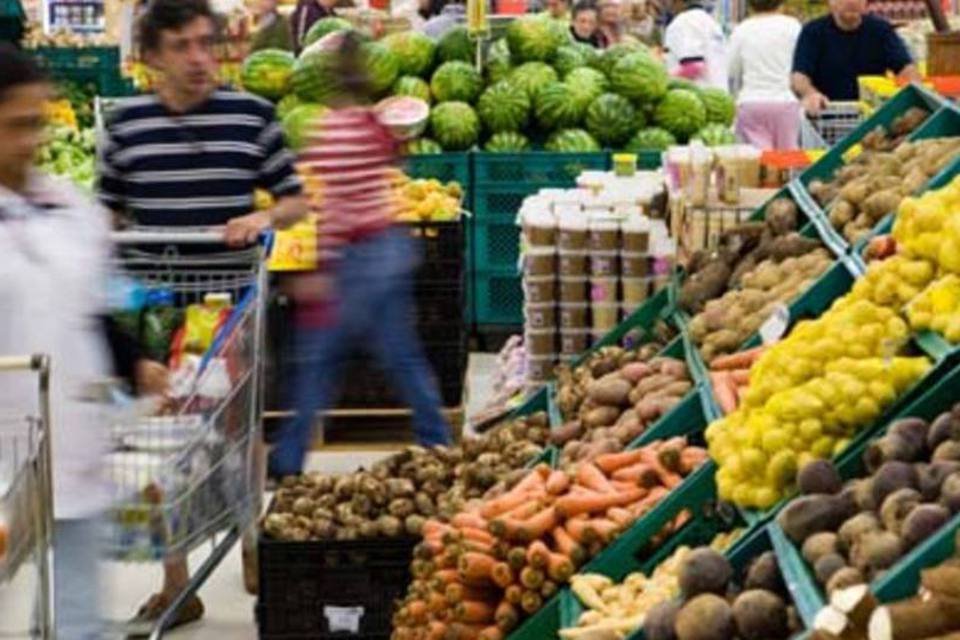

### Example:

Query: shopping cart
xmin=0 ymin=355 xmax=54 ymax=639
xmin=106 ymin=229 xmax=270 ymax=640
xmin=806 ymin=101 xmax=866 ymax=146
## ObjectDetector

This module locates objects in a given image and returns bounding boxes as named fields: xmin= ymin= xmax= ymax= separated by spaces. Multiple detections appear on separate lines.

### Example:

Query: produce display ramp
xmin=264 ymin=406 xmax=466 ymax=448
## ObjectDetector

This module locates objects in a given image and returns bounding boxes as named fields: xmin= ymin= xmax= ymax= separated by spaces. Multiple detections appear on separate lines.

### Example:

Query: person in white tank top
xmin=664 ymin=0 xmax=729 ymax=90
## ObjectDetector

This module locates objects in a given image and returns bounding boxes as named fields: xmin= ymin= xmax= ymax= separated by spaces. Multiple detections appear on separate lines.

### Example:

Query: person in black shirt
xmin=791 ymin=0 xmax=920 ymax=114
xmin=571 ymin=1 xmax=601 ymax=46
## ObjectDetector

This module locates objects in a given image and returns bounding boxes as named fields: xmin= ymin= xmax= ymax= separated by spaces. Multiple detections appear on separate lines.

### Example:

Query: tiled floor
xmin=1 ymin=353 xmax=501 ymax=639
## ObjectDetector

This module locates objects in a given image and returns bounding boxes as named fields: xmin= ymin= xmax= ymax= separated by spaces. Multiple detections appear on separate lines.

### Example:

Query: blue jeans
xmin=271 ymin=229 xmax=451 ymax=475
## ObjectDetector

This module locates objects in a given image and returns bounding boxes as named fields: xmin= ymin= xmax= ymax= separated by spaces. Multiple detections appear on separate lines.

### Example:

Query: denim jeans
xmin=53 ymin=519 xmax=102 ymax=639
xmin=270 ymin=229 xmax=451 ymax=475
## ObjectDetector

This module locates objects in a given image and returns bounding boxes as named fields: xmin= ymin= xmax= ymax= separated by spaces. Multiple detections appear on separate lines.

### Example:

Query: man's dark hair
xmin=0 ymin=43 xmax=48 ymax=102
xmin=747 ymin=0 xmax=782 ymax=11
xmin=572 ymin=1 xmax=597 ymax=16
xmin=332 ymin=30 xmax=373 ymax=102
xmin=138 ymin=0 xmax=221 ymax=54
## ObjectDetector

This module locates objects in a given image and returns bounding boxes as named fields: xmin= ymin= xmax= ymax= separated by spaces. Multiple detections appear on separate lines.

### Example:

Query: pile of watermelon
xmin=239 ymin=15 xmax=738 ymax=154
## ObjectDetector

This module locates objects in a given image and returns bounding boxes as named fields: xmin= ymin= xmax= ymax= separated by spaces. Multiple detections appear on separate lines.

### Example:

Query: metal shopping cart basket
xmin=107 ymin=229 xmax=270 ymax=640
xmin=0 ymin=355 xmax=54 ymax=639
xmin=806 ymin=101 xmax=866 ymax=146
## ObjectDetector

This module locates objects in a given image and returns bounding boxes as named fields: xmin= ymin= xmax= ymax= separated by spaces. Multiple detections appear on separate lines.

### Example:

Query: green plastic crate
xmin=474 ymin=268 xmax=523 ymax=325
xmin=797 ymin=85 xmax=946 ymax=192
xmin=636 ymin=150 xmax=662 ymax=170
xmin=473 ymin=151 xmax=610 ymax=185
xmin=472 ymin=182 xmax=538 ymax=221
xmin=570 ymin=286 xmax=676 ymax=366
xmin=0 ymin=0 xmax=23 ymax=43
xmin=474 ymin=217 xmax=521 ymax=272
xmin=772 ymin=359 xmax=960 ymax=626
xmin=404 ymin=152 xmax=470 ymax=187
xmin=31 ymin=46 xmax=133 ymax=96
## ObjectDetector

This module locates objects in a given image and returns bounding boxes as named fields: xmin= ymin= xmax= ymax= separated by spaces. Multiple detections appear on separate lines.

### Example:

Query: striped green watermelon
xmin=610 ymin=52 xmax=668 ymax=105
xmin=282 ymin=103 xmax=325 ymax=150
xmin=484 ymin=131 xmax=531 ymax=152
xmin=486 ymin=38 xmax=512 ymax=84
xmin=477 ymin=81 xmax=530 ymax=133
xmin=275 ymin=93 xmax=302 ymax=121
xmin=699 ymin=87 xmax=736 ymax=126
xmin=393 ymin=76 xmax=432 ymax=104
xmin=430 ymin=61 xmax=482 ymax=104
xmin=302 ymin=17 xmax=352 ymax=49
xmin=668 ymin=78 xmax=699 ymax=93
xmin=509 ymin=62 xmax=558 ymax=100
xmin=437 ymin=26 xmax=473 ymax=63
xmin=544 ymin=128 xmax=600 ymax=152
xmin=692 ymin=123 xmax=736 ymax=146
xmin=362 ymin=42 xmax=400 ymax=96
xmin=506 ymin=15 xmax=562 ymax=63
xmin=381 ymin=31 xmax=436 ymax=78
xmin=654 ymin=89 xmax=707 ymax=141
xmin=405 ymin=138 xmax=444 ymax=154
xmin=292 ymin=49 xmax=337 ymax=103
xmin=241 ymin=49 xmax=295 ymax=101
xmin=626 ymin=127 xmax=676 ymax=152
xmin=586 ymin=93 xmax=640 ymax=148
xmin=535 ymin=81 xmax=585 ymax=130
xmin=564 ymin=66 xmax=608 ymax=108
xmin=553 ymin=43 xmax=595 ymax=77
xmin=429 ymin=101 xmax=479 ymax=150
xmin=595 ymin=42 xmax=647 ymax=78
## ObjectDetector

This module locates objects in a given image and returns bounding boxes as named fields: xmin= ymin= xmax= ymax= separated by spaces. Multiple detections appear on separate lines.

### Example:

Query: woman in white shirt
xmin=664 ymin=0 xmax=729 ymax=90
xmin=728 ymin=0 xmax=802 ymax=148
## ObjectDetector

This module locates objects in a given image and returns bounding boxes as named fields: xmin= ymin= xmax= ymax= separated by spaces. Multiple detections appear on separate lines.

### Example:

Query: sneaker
xmin=125 ymin=593 xmax=205 ymax=638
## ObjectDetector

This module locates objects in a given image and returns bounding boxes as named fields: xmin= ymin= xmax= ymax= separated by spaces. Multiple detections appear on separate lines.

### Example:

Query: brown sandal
xmin=126 ymin=593 xmax=205 ymax=638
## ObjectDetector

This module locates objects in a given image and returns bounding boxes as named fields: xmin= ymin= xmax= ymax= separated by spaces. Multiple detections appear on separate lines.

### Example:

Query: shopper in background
xmin=99 ymin=0 xmax=306 ymax=632
xmin=421 ymin=0 xmax=466 ymax=38
xmin=541 ymin=0 xmax=571 ymax=20
xmin=570 ymin=1 xmax=600 ymax=46
xmin=291 ymin=0 xmax=338 ymax=51
xmin=791 ymin=0 xmax=920 ymax=114
xmin=269 ymin=30 xmax=450 ymax=478
xmin=728 ymin=0 xmax=801 ymax=148
xmin=664 ymin=0 xmax=728 ymax=89
xmin=250 ymin=0 xmax=294 ymax=51
xmin=596 ymin=0 xmax=624 ymax=46
xmin=0 ymin=43 xmax=114 ymax=640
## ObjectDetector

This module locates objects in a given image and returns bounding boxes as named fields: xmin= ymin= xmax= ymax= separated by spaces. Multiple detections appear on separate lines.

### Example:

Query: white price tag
xmin=324 ymin=606 xmax=364 ymax=634
xmin=760 ymin=304 xmax=790 ymax=346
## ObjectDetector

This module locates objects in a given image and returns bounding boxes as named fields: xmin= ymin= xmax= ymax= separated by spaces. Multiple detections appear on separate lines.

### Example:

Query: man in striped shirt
xmin=99 ymin=0 xmax=306 ymax=242
xmin=97 ymin=0 xmax=306 ymax=634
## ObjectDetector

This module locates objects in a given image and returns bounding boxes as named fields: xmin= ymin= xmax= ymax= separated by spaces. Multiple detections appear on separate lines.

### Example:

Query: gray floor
xmin=0 ymin=353 xmax=500 ymax=639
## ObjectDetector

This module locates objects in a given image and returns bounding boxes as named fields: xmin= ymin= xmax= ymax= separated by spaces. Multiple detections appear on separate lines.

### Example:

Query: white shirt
xmin=664 ymin=8 xmax=729 ymax=91
xmin=0 ymin=173 xmax=111 ymax=519
xmin=728 ymin=13 xmax=802 ymax=103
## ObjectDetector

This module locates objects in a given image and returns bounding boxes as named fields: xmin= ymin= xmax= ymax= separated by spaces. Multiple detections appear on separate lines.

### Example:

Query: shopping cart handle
xmin=0 ymin=354 xmax=49 ymax=372
xmin=111 ymin=227 xmax=275 ymax=250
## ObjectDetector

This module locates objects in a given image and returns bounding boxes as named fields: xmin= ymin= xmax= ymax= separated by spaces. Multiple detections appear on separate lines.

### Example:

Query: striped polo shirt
xmin=98 ymin=90 xmax=301 ymax=226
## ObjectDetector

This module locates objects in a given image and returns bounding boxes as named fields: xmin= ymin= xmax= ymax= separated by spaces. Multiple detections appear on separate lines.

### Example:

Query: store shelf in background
xmin=256 ymin=535 xmax=417 ymax=640
xmin=472 ymin=151 xmax=610 ymax=186
xmin=771 ymin=358 xmax=960 ymax=626
xmin=30 ymin=45 xmax=132 ymax=96
xmin=474 ymin=267 xmax=524 ymax=327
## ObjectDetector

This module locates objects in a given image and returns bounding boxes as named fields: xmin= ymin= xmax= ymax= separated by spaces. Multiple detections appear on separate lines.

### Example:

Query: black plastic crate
xmin=257 ymin=536 xmax=417 ymax=639
xmin=416 ymin=279 xmax=465 ymax=331
xmin=408 ymin=218 xmax=464 ymax=283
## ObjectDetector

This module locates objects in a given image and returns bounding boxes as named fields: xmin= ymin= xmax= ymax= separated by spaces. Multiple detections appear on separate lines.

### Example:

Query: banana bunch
xmin=44 ymin=99 xmax=77 ymax=130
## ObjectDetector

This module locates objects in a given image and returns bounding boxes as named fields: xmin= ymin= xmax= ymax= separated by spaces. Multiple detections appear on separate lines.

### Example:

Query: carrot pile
xmin=709 ymin=347 xmax=765 ymax=414
xmin=391 ymin=437 xmax=710 ymax=640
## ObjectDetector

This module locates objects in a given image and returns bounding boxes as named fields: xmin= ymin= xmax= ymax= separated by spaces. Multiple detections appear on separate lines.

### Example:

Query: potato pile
xmin=679 ymin=198 xmax=822 ymax=316
xmin=688 ymin=248 xmax=834 ymax=362
xmin=777 ymin=408 xmax=960 ymax=596
xmin=811 ymin=531 xmax=960 ymax=640
xmin=640 ymin=546 xmax=802 ymax=640
xmin=561 ymin=530 xmax=742 ymax=640
xmin=809 ymin=136 xmax=960 ymax=245
xmin=262 ymin=413 xmax=550 ymax=542
xmin=553 ymin=352 xmax=694 ymax=467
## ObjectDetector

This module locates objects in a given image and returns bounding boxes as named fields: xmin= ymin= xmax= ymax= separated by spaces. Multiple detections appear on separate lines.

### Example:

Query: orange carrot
xmin=423 ymin=520 xmax=453 ymax=538
xmin=445 ymin=622 xmax=486 ymax=639
xmin=480 ymin=488 xmax=543 ymax=520
xmin=488 ymin=517 xmax=527 ymax=541
xmin=429 ymin=591 xmax=448 ymax=613
xmin=680 ymin=447 xmax=709 ymax=474
xmin=611 ymin=462 xmax=659 ymax=487
xmin=657 ymin=440 xmax=687 ymax=473
xmin=452 ymin=513 xmax=488 ymax=530
xmin=610 ymin=479 xmax=644 ymax=492
xmin=426 ymin=621 xmax=447 ymax=640
xmin=583 ymin=518 xmax=620 ymax=544
xmin=456 ymin=601 xmax=496 ymax=624
xmin=407 ymin=600 xmax=429 ymax=623
xmin=446 ymin=582 xmax=498 ymax=605
xmin=459 ymin=552 xmax=497 ymax=582
xmin=520 ymin=590 xmax=543 ymax=615
xmin=593 ymin=449 xmax=647 ymax=475
xmin=606 ymin=506 xmax=635 ymax=527
xmin=630 ymin=486 xmax=670 ymax=517
xmin=506 ymin=546 xmax=527 ymax=571
xmin=575 ymin=462 xmax=617 ymax=493
xmin=554 ymin=487 xmax=647 ymax=518
xmin=494 ymin=601 xmax=519 ymax=632
xmin=551 ymin=526 xmax=587 ymax=565
xmin=545 ymin=470 xmax=571 ymax=495
xmin=460 ymin=527 xmax=496 ymax=546
xmin=500 ymin=500 xmax=543 ymax=521
xmin=490 ymin=562 xmax=514 ymax=589
xmin=711 ymin=371 xmax=738 ymax=414
xmin=520 ymin=566 xmax=545 ymax=589
xmin=480 ymin=626 xmax=506 ymax=640
xmin=710 ymin=346 xmax=764 ymax=370
xmin=434 ymin=569 xmax=461 ymax=586
xmin=541 ymin=579 xmax=559 ymax=599
xmin=504 ymin=584 xmax=523 ymax=605
xmin=546 ymin=552 xmax=574 ymax=582
xmin=516 ymin=506 xmax=559 ymax=542
xmin=564 ymin=516 xmax=591 ymax=543
xmin=457 ymin=540 xmax=495 ymax=556
xmin=417 ymin=538 xmax=444 ymax=559
xmin=526 ymin=540 xmax=551 ymax=569
xmin=635 ymin=448 xmax=683 ymax=488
